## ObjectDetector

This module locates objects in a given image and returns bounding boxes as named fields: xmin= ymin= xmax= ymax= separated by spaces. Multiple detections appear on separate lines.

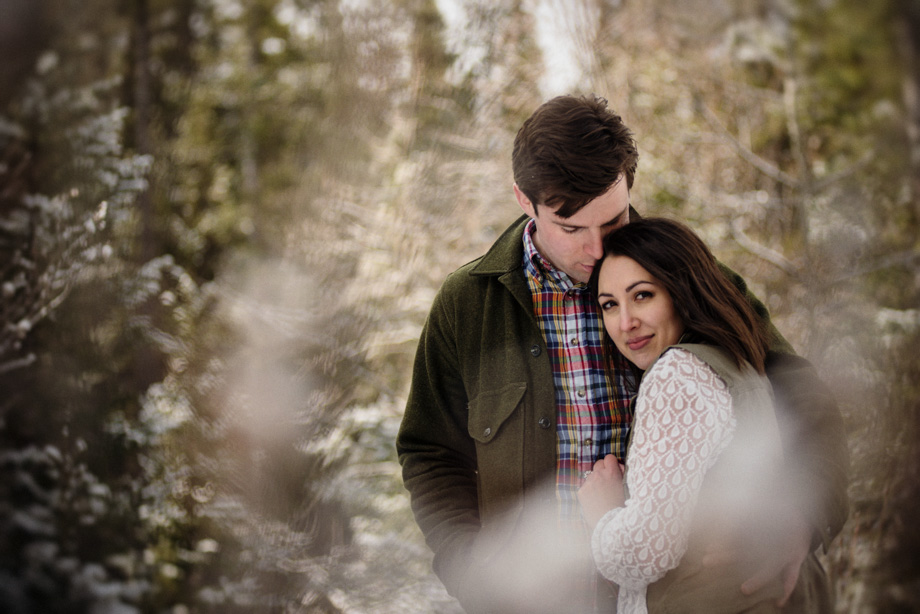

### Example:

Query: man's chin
xmin=571 ymin=267 xmax=593 ymax=284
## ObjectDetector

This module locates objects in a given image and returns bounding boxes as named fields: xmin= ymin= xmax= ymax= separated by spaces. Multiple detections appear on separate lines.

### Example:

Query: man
xmin=396 ymin=94 xmax=848 ymax=613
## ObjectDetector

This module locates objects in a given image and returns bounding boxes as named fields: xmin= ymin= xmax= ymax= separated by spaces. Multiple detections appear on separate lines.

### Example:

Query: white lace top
xmin=590 ymin=348 xmax=738 ymax=614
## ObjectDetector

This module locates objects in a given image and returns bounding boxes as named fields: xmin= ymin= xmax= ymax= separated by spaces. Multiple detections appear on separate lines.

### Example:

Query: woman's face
xmin=596 ymin=255 xmax=685 ymax=370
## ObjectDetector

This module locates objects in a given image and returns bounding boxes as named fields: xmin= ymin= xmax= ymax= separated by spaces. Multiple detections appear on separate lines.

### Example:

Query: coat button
xmin=538 ymin=417 xmax=551 ymax=429
xmin=483 ymin=427 xmax=492 ymax=437
xmin=530 ymin=344 xmax=541 ymax=357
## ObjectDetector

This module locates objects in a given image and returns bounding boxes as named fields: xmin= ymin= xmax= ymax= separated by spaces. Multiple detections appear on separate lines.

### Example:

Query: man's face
xmin=514 ymin=179 xmax=630 ymax=284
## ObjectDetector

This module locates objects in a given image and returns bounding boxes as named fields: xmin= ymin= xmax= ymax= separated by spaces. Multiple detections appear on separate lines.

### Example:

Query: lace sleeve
xmin=590 ymin=348 xmax=737 ymax=590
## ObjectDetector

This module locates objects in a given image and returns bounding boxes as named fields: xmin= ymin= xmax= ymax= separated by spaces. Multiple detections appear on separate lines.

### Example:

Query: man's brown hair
xmin=512 ymin=94 xmax=638 ymax=218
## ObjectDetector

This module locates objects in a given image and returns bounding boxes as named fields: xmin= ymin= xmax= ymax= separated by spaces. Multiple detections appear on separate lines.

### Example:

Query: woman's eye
xmin=600 ymin=300 xmax=618 ymax=311
xmin=635 ymin=291 xmax=653 ymax=301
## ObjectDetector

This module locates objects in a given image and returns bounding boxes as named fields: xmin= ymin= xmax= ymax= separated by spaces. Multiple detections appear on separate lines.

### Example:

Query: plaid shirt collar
xmin=522 ymin=218 xmax=583 ymax=292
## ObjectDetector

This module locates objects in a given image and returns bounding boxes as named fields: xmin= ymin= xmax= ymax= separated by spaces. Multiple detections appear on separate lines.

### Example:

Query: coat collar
xmin=470 ymin=215 xmax=529 ymax=277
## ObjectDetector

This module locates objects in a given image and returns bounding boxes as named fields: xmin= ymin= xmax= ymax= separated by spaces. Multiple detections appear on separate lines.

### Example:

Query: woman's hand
xmin=577 ymin=454 xmax=626 ymax=532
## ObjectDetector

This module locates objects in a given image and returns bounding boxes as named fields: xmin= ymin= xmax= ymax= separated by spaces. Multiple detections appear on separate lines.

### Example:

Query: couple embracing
xmin=397 ymin=95 xmax=848 ymax=613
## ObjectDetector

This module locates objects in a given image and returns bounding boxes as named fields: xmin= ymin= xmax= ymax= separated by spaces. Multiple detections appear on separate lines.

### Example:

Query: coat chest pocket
xmin=467 ymin=382 xmax=527 ymax=519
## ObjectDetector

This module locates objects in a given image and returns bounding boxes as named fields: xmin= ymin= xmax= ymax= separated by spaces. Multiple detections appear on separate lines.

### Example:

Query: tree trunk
xmin=896 ymin=0 xmax=920 ymax=225
xmin=132 ymin=0 xmax=156 ymax=262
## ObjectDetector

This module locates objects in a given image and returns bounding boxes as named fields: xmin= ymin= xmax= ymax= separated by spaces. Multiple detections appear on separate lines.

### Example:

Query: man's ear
xmin=513 ymin=183 xmax=537 ymax=218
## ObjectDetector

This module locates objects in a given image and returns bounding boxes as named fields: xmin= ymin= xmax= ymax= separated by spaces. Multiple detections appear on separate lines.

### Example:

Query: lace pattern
xmin=590 ymin=348 xmax=737 ymax=614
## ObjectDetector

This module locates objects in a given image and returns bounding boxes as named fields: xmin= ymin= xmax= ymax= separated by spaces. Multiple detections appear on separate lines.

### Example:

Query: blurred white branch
xmin=827 ymin=249 xmax=920 ymax=285
xmin=696 ymin=95 xmax=798 ymax=187
xmin=730 ymin=217 xmax=800 ymax=277
xmin=0 ymin=352 xmax=36 ymax=375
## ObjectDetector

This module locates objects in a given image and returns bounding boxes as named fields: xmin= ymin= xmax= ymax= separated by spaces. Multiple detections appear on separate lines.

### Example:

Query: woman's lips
xmin=626 ymin=335 xmax=652 ymax=351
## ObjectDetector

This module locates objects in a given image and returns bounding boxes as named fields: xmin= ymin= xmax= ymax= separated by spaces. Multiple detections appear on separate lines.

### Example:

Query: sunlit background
xmin=1 ymin=0 xmax=918 ymax=612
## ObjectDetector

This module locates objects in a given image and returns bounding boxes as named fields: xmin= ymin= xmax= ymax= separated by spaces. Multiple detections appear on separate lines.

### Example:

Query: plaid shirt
xmin=522 ymin=219 xmax=635 ymax=519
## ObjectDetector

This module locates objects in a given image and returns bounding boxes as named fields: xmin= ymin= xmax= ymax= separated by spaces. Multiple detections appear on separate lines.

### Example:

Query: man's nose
xmin=584 ymin=230 xmax=604 ymax=260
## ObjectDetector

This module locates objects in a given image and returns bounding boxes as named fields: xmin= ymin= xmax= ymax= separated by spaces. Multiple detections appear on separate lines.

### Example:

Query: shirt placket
xmin=564 ymin=288 xmax=599 ymax=479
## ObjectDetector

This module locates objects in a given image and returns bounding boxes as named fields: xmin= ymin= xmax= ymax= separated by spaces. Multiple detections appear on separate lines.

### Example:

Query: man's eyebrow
xmin=602 ymin=207 xmax=629 ymax=227
xmin=555 ymin=205 xmax=630 ymax=229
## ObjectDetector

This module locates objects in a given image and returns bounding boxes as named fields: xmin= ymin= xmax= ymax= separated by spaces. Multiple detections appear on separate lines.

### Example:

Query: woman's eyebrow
xmin=625 ymin=280 xmax=653 ymax=292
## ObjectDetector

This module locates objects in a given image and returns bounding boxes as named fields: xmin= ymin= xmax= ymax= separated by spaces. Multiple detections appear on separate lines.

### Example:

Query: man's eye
xmin=562 ymin=227 xmax=578 ymax=234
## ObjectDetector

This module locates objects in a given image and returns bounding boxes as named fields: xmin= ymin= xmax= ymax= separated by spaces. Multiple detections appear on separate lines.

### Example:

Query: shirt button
xmin=538 ymin=417 xmax=551 ymax=429
xmin=569 ymin=337 xmax=578 ymax=346
xmin=576 ymin=389 xmax=586 ymax=398
xmin=583 ymin=438 xmax=593 ymax=446
xmin=530 ymin=345 xmax=541 ymax=357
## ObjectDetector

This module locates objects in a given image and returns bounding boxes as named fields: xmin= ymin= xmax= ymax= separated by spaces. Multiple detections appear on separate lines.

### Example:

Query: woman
xmin=578 ymin=218 xmax=831 ymax=613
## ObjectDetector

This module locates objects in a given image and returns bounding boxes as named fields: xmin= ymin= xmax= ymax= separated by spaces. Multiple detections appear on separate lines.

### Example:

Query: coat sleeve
xmin=719 ymin=261 xmax=849 ymax=549
xmin=396 ymin=278 xmax=482 ymax=600
xmin=717 ymin=261 xmax=794 ymax=354
xmin=765 ymin=351 xmax=850 ymax=551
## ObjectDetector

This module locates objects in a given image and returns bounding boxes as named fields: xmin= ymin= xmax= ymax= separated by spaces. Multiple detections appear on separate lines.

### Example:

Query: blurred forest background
xmin=0 ymin=0 xmax=918 ymax=612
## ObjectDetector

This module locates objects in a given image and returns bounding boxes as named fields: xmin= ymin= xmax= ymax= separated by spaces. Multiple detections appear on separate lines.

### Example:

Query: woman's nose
xmin=619 ymin=307 xmax=636 ymax=331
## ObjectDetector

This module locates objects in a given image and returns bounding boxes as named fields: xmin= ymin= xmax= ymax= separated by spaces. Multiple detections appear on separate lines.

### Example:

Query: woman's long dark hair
xmin=589 ymin=217 xmax=771 ymax=374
